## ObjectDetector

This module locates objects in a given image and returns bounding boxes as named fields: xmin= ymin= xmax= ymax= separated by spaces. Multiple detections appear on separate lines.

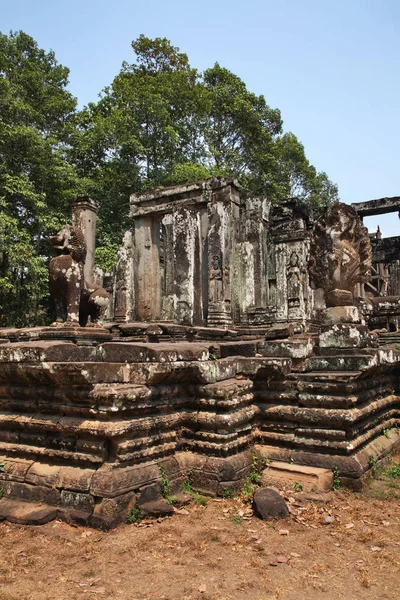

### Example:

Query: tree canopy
xmin=0 ymin=31 xmax=339 ymax=327
xmin=0 ymin=31 xmax=80 ymax=326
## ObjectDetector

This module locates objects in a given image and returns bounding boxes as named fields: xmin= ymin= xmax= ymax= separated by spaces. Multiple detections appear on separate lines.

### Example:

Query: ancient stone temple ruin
xmin=114 ymin=179 xmax=314 ymax=327
xmin=0 ymin=180 xmax=399 ymax=528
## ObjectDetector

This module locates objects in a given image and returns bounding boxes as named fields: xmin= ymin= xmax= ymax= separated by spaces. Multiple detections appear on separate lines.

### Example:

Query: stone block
xmin=25 ymin=462 xmax=61 ymax=488
xmin=253 ymin=487 xmax=289 ymax=519
xmin=264 ymin=323 xmax=295 ymax=340
xmin=89 ymin=492 xmax=136 ymax=529
xmin=307 ymin=354 xmax=378 ymax=372
xmin=260 ymin=336 xmax=314 ymax=359
xmin=325 ymin=289 xmax=353 ymax=307
xmin=99 ymin=342 xmax=209 ymax=363
xmin=319 ymin=324 xmax=370 ymax=349
xmin=0 ymin=458 xmax=33 ymax=482
xmin=0 ymin=499 xmax=57 ymax=525
xmin=60 ymin=490 xmax=94 ymax=513
xmin=261 ymin=461 xmax=333 ymax=492
xmin=219 ymin=341 xmax=258 ymax=358
xmin=323 ymin=306 xmax=361 ymax=325
xmin=140 ymin=499 xmax=175 ymax=517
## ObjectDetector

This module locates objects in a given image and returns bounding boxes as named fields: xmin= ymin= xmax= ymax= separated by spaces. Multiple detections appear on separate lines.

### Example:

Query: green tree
xmin=0 ymin=30 xmax=79 ymax=326
xmin=274 ymin=132 xmax=338 ymax=206
xmin=71 ymin=35 xmax=209 ymax=247
xmin=202 ymin=63 xmax=283 ymax=195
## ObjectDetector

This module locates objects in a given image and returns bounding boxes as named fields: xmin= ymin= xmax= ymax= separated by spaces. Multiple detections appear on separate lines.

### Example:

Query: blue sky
xmin=2 ymin=0 xmax=399 ymax=235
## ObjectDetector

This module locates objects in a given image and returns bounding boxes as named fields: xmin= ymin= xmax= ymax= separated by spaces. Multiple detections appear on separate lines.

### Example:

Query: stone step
xmin=260 ymin=461 xmax=333 ymax=493
xmin=260 ymin=336 xmax=314 ymax=359
xmin=306 ymin=354 xmax=377 ymax=372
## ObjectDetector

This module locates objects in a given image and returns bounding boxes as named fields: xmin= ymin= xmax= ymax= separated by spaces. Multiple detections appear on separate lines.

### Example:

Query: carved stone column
xmin=207 ymin=185 xmax=239 ymax=326
xmin=72 ymin=197 xmax=98 ymax=284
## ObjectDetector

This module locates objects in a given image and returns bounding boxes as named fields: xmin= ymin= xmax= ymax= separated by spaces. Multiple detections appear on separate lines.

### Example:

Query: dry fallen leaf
xmin=345 ymin=523 xmax=355 ymax=529
xmin=370 ymin=546 xmax=383 ymax=552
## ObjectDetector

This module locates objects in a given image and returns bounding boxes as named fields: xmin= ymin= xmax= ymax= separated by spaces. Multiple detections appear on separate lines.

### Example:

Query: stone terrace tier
xmin=0 ymin=327 xmax=399 ymax=527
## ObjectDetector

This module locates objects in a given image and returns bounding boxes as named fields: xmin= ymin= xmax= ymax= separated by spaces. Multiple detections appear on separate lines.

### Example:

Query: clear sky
xmin=2 ymin=0 xmax=399 ymax=235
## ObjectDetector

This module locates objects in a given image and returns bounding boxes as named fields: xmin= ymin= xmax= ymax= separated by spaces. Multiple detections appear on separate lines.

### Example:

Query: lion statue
xmin=49 ymin=225 xmax=110 ymax=326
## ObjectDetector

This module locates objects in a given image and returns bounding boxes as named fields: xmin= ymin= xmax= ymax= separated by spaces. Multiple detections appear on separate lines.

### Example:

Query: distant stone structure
xmin=352 ymin=196 xmax=400 ymax=332
xmin=0 ymin=184 xmax=399 ymax=529
xmin=114 ymin=179 xmax=315 ymax=327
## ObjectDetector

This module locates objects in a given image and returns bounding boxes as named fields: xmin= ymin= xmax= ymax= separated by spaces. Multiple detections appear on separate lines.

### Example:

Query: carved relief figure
xmin=309 ymin=203 xmax=371 ymax=306
xmin=209 ymin=255 xmax=223 ymax=302
xmin=114 ymin=231 xmax=134 ymax=322
xmin=287 ymin=251 xmax=301 ymax=307
xmin=49 ymin=225 xmax=110 ymax=325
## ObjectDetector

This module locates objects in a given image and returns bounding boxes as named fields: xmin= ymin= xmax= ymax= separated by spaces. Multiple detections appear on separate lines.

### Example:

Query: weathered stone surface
xmin=264 ymin=323 xmax=295 ymax=340
xmin=0 ymin=499 xmax=57 ymax=525
xmin=90 ymin=492 xmax=136 ymax=529
xmin=319 ymin=324 xmax=370 ymax=349
xmin=309 ymin=203 xmax=371 ymax=306
xmin=140 ymin=499 xmax=175 ymax=517
xmin=261 ymin=461 xmax=333 ymax=493
xmin=253 ymin=487 xmax=289 ymax=520
xmin=99 ymin=342 xmax=209 ymax=363
xmin=260 ymin=336 xmax=314 ymax=359
xmin=323 ymin=306 xmax=361 ymax=325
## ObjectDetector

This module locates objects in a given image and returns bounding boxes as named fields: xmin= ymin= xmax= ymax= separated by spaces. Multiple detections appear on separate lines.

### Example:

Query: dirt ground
xmin=1 ymin=467 xmax=400 ymax=600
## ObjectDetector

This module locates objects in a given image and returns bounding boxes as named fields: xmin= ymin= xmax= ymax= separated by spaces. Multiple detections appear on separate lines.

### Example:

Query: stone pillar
xmin=72 ymin=197 xmax=98 ymax=283
xmin=172 ymin=207 xmax=203 ymax=325
xmin=207 ymin=185 xmax=239 ymax=326
xmin=239 ymin=198 xmax=270 ymax=324
xmin=114 ymin=231 xmax=135 ymax=323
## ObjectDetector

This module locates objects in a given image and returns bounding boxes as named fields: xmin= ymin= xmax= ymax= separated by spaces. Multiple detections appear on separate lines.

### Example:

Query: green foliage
xmin=183 ymin=472 xmax=208 ymax=506
xmin=249 ymin=455 xmax=261 ymax=484
xmin=94 ymin=238 xmax=119 ymax=274
xmin=382 ymin=462 xmax=400 ymax=479
xmin=128 ymin=502 xmax=142 ymax=523
xmin=156 ymin=460 xmax=173 ymax=503
xmin=0 ymin=461 xmax=4 ymax=472
xmin=221 ymin=487 xmax=234 ymax=498
xmin=71 ymin=35 xmax=338 ymax=252
xmin=332 ymin=466 xmax=341 ymax=491
xmin=0 ymin=30 xmax=79 ymax=326
xmin=293 ymin=481 xmax=303 ymax=492
xmin=368 ymin=455 xmax=378 ymax=474
xmin=0 ymin=32 xmax=339 ymax=326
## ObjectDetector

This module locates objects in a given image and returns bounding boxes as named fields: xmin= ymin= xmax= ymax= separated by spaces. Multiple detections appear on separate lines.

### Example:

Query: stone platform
xmin=0 ymin=324 xmax=399 ymax=527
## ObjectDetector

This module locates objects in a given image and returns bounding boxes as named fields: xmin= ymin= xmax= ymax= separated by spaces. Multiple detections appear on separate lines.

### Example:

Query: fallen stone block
xmin=261 ymin=461 xmax=333 ymax=493
xmin=0 ymin=498 xmax=57 ymax=525
xmin=253 ymin=487 xmax=289 ymax=520
xmin=140 ymin=499 xmax=175 ymax=517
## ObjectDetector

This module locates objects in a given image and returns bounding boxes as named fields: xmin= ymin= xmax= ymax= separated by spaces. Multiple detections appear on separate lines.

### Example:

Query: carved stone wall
xmin=116 ymin=179 xmax=316 ymax=327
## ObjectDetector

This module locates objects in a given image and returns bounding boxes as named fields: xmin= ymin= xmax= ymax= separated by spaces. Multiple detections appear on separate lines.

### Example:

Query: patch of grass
xmin=221 ymin=487 xmax=234 ymax=498
xmin=249 ymin=455 xmax=261 ymax=484
xmin=332 ymin=466 xmax=341 ymax=491
xmin=183 ymin=472 xmax=208 ymax=507
xmin=231 ymin=515 xmax=242 ymax=525
xmin=156 ymin=460 xmax=173 ymax=504
xmin=382 ymin=462 xmax=400 ymax=479
xmin=0 ymin=461 xmax=4 ymax=472
xmin=128 ymin=503 xmax=142 ymax=524
xmin=368 ymin=455 xmax=379 ymax=476
xmin=292 ymin=481 xmax=303 ymax=492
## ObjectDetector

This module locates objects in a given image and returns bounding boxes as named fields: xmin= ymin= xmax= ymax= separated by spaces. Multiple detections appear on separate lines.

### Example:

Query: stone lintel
xmin=351 ymin=196 xmax=400 ymax=217
xmin=130 ymin=178 xmax=241 ymax=216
